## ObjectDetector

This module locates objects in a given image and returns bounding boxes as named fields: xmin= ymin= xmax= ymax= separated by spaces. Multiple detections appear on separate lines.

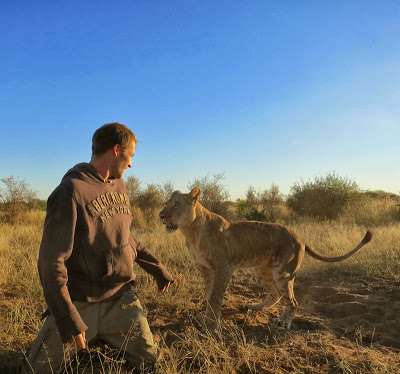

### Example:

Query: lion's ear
xmin=172 ymin=190 xmax=182 ymax=196
xmin=189 ymin=187 xmax=201 ymax=202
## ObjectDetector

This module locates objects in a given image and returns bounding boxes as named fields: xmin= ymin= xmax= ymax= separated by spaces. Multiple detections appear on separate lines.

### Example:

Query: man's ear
xmin=189 ymin=187 xmax=201 ymax=202
xmin=112 ymin=144 xmax=120 ymax=156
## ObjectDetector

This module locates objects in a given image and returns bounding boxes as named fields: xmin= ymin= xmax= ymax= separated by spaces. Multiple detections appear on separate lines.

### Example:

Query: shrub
xmin=32 ymin=199 xmax=47 ymax=211
xmin=187 ymin=173 xmax=230 ymax=217
xmin=0 ymin=176 xmax=38 ymax=224
xmin=236 ymin=186 xmax=266 ymax=221
xmin=162 ymin=180 xmax=174 ymax=202
xmin=125 ymin=177 xmax=174 ymax=229
xmin=130 ymin=205 xmax=148 ymax=230
xmin=125 ymin=176 xmax=141 ymax=204
xmin=259 ymin=183 xmax=286 ymax=222
xmin=287 ymin=172 xmax=362 ymax=220
xmin=136 ymin=183 xmax=164 ymax=213
xmin=236 ymin=184 xmax=287 ymax=223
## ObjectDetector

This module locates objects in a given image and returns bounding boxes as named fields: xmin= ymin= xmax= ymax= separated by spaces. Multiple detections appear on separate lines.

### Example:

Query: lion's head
xmin=159 ymin=187 xmax=201 ymax=233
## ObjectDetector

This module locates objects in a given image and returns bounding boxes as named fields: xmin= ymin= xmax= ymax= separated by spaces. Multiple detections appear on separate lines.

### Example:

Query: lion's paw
xmin=194 ymin=312 xmax=219 ymax=332
xmin=272 ymin=317 xmax=292 ymax=329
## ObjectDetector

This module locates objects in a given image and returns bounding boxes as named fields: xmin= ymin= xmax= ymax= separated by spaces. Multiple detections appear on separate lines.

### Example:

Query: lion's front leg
xmin=196 ymin=264 xmax=214 ymax=301
xmin=201 ymin=265 xmax=234 ymax=330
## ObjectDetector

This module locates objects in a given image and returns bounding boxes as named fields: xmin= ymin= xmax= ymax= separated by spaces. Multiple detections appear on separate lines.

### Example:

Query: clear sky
xmin=1 ymin=1 xmax=399 ymax=201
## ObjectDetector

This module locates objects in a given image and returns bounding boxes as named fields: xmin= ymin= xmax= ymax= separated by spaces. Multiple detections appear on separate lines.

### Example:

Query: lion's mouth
xmin=166 ymin=223 xmax=178 ymax=232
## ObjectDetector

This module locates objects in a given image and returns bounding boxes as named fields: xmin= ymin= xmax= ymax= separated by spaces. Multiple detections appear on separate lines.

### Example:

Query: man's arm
xmin=38 ymin=185 xmax=88 ymax=343
xmin=129 ymin=233 xmax=174 ymax=291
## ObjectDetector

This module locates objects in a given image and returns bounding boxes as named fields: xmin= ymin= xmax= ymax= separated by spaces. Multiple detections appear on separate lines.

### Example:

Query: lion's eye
xmin=174 ymin=202 xmax=180 ymax=207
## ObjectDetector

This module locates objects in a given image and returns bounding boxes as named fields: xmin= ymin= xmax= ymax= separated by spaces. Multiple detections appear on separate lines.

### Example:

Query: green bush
xmin=287 ymin=172 xmax=362 ymax=220
xmin=236 ymin=186 xmax=265 ymax=221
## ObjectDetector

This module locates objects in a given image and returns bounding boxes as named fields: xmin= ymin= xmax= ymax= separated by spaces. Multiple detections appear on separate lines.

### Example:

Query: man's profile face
xmin=110 ymin=141 xmax=136 ymax=179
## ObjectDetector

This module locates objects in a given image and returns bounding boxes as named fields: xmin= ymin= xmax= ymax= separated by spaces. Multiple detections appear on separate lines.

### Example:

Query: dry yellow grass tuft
xmin=1 ymin=216 xmax=399 ymax=373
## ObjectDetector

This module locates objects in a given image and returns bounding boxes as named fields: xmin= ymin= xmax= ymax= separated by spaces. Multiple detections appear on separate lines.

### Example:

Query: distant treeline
xmin=1 ymin=172 xmax=399 ymax=227
xmin=124 ymin=171 xmax=400 ymax=228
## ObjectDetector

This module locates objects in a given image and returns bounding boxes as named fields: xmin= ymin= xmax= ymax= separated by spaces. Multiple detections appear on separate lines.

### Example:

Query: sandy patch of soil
xmin=292 ymin=270 xmax=400 ymax=349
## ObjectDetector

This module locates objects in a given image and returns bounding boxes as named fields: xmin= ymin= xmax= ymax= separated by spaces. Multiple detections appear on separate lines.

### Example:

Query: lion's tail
xmin=305 ymin=230 xmax=372 ymax=263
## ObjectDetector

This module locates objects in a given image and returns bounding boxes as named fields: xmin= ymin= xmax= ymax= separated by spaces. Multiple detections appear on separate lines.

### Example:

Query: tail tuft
xmin=363 ymin=230 xmax=373 ymax=244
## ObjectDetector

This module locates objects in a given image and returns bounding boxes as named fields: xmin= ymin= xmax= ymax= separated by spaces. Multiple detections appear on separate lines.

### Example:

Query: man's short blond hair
xmin=92 ymin=122 xmax=137 ymax=156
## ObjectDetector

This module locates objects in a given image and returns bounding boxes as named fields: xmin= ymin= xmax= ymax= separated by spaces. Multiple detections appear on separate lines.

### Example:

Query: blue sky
xmin=1 ymin=1 xmax=399 ymax=201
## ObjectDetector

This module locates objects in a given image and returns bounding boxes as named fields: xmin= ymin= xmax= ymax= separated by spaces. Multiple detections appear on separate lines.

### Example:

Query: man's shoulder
xmin=47 ymin=183 xmax=73 ymax=203
xmin=48 ymin=164 xmax=88 ymax=197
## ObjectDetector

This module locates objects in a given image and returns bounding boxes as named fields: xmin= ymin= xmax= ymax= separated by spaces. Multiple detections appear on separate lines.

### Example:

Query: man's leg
xmin=19 ymin=302 xmax=100 ymax=374
xmin=19 ymin=314 xmax=68 ymax=374
xmin=99 ymin=289 xmax=157 ymax=372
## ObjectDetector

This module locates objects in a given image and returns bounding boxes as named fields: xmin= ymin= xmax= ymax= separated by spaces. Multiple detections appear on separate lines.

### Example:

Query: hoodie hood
xmin=62 ymin=162 xmax=112 ymax=184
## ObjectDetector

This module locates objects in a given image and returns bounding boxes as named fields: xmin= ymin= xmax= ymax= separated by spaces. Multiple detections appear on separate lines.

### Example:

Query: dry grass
xmin=1 ymin=213 xmax=399 ymax=373
xmin=341 ymin=198 xmax=400 ymax=227
xmin=291 ymin=221 xmax=400 ymax=280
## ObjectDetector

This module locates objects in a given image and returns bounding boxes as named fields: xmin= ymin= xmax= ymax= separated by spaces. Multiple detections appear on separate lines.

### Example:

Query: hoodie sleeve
xmin=130 ymin=233 xmax=174 ymax=290
xmin=38 ymin=185 xmax=88 ymax=343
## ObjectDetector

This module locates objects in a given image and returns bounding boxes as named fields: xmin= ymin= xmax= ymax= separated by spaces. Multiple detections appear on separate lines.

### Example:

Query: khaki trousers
xmin=20 ymin=289 xmax=157 ymax=373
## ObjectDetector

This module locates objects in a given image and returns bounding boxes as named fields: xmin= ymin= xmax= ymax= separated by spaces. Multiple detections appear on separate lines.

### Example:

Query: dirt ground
xmin=149 ymin=268 xmax=400 ymax=373
xmin=151 ymin=269 xmax=400 ymax=347
xmin=294 ymin=270 xmax=400 ymax=349
xmin=225 ymin=269 xmax=400 ymax=348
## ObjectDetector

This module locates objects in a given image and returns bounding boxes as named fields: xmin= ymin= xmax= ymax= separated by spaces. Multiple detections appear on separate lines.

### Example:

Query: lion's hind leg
xmin=248 ymin=265 xmax=282 ymax=311
xmin=272 ymin=275 xmax=298 ymax=329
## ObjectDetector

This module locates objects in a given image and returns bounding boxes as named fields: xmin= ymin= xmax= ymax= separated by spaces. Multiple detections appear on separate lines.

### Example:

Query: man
xmin=20 ymin=123 xmax=174 ymax=373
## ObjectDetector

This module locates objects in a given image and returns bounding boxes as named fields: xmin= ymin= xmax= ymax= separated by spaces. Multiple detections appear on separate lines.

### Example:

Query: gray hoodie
xmin=38 ymin=163 xmax=173 ymax=342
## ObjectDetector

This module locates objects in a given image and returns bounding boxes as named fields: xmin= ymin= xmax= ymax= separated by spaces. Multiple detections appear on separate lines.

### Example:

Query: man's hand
xmin=67 ymin=331 xmax=86 ymax=349
xmin=159 ymin=281 xmax=173 ymax=293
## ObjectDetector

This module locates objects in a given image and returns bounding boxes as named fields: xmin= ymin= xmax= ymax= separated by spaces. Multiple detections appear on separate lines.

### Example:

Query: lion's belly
xmin=227 ymin=236 xmax=279 ymax=269
xmin=233 ymin=252 xmax=275 ymax=269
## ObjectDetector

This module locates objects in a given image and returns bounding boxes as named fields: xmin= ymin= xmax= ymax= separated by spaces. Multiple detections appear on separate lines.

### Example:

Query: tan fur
xmin=159 ymin=187 xmax=372 ymax=329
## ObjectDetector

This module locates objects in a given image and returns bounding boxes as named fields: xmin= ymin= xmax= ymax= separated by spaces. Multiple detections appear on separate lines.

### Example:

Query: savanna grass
xmin=1 ymin=213 xmax=399 ymax=373
xmin=291 ymin=221 xmax=400 ymax=280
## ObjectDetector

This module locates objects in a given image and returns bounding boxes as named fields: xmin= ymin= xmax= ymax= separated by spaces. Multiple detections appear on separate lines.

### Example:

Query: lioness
xmin=159 ymin=187 xmax=372 ymax=330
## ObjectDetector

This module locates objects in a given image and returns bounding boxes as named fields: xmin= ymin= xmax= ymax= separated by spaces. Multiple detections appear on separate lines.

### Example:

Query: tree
xmin=0 ymin=176 xmax=37 ymax=224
